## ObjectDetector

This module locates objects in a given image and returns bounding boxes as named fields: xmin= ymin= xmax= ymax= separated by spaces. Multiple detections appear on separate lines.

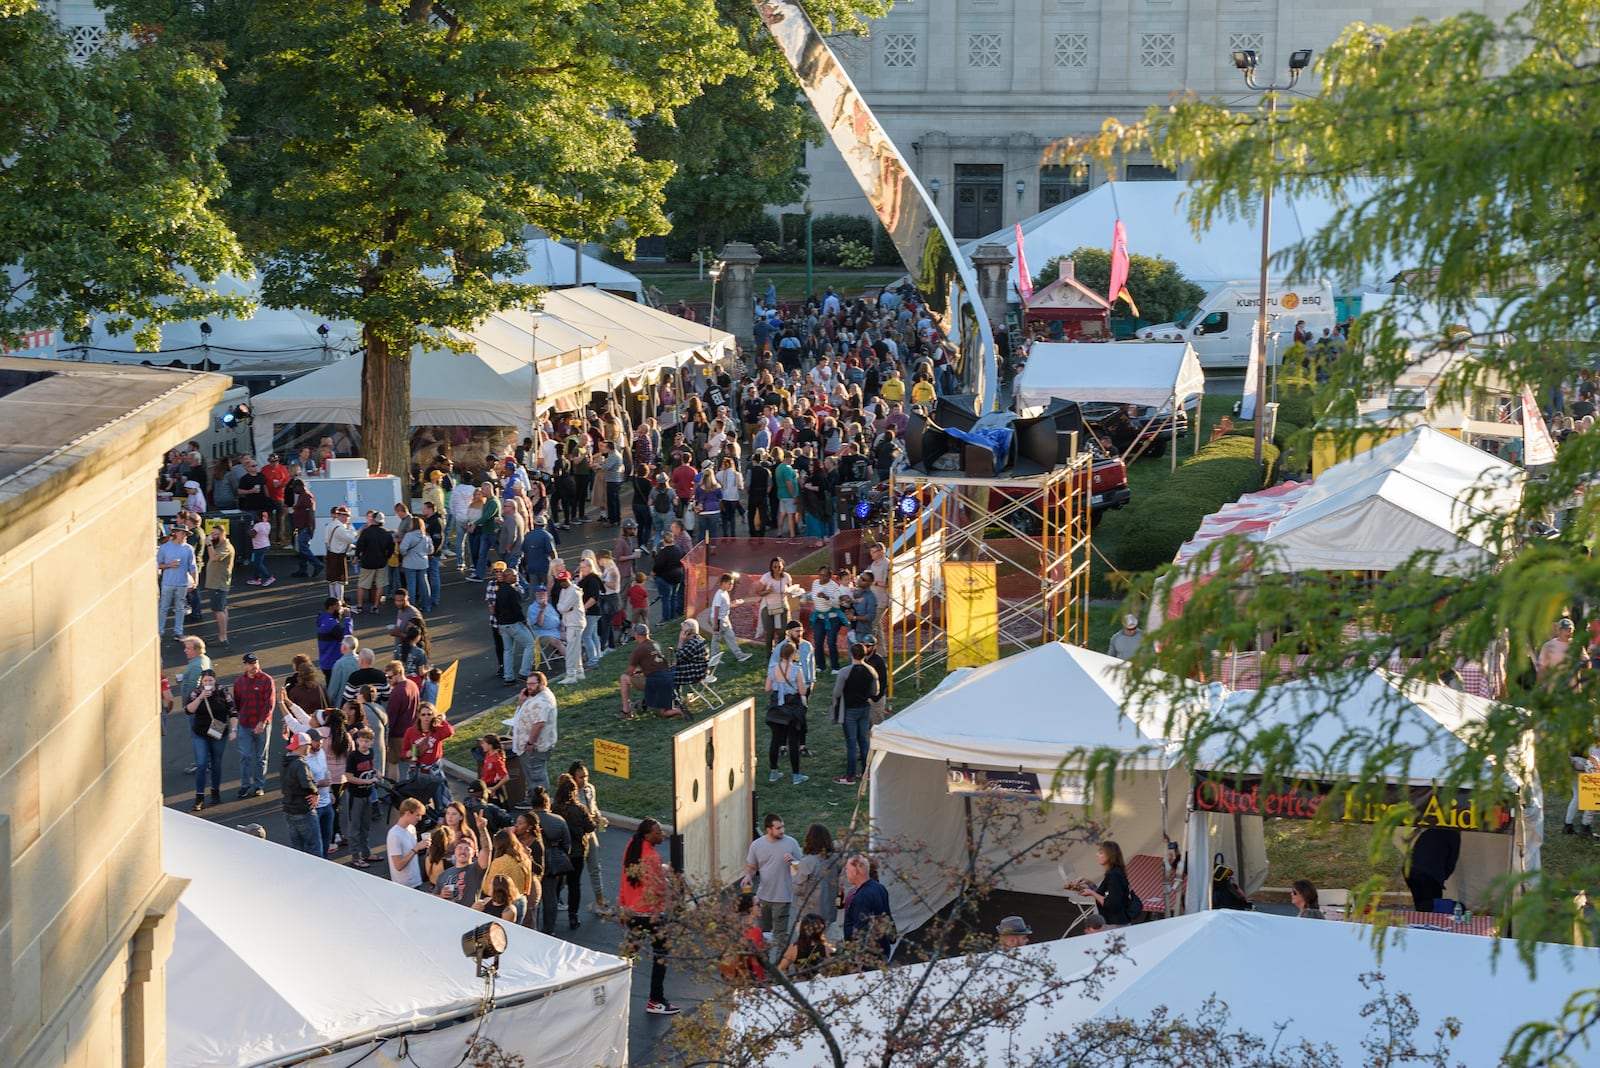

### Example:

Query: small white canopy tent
xmin=867 ymin=643 xmax=1207 ymax=934
xmin=1187 ymin=670 xmax=1541 ymax=914
xmin=1015 ymin=340 xmax=1206 ymax=410
xmin=1255 ymin=426 xmax=1523 ymax=576
xmin=249 ymin=346 xmax=534 ymax=456
xmin=163 ymin=810 xmax=631 ymax=1068
xmin=738 ymin=910 xmax=1592 ymax=1066
xmin=506 ymin=238 xmax=647 ymax=301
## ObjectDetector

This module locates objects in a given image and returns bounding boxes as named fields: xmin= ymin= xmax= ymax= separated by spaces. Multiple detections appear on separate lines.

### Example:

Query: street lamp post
xmin=527 ymin=309 xmax=542 ymax=440
xmin=708 ymin=259 xmax=724 ymax=335
xmin=1232 ymin=46 xmax=1312 ymax=468
xmin=803 ymin=198 xmax=814 ymax=305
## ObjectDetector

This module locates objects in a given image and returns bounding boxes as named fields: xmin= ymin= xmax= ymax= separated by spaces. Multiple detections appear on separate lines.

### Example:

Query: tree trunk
xmin=360 ymin=325 xmax=410 ymax=478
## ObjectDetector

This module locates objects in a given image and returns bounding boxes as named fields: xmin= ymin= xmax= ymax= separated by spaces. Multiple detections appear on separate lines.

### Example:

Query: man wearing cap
xmin=262 ymin=453 xmax=292 ymax=543
xmin=861 ymin=634 xmax=890 ymax=724
xmin=521 ymin=513 xmax=557 ymax=587
xmin=324 ymin=505 xmax=356 ymax=602
xmin=281 ymin=730 xmax=323 ymax=856
xmin=233 ymin=653 xmax=276 ymax=799
xmin=621 ymin=623 xmax=674 ymax=719
xmin=496 ymin=564 xmax=536 ymax=683
xmin=355 ymin=511 xmax=395 ymax=614
xmin=1538 ymin=618 xmax=1576 ymax=680
xmin=201 ymin=522 xmax=235 ymax=648
xmin=1108 ymin=613 xmax=1145 ymax=661
xmin=996 ymin=916 xmax=1031 ymax=949
xmin=527 ymin=584 xmax=565 ymax=659
xmin=158 ymin=523 xmax=198 ymax=642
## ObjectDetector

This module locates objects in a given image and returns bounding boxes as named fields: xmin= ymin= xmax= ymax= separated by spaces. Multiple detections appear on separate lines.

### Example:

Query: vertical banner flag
xmin=1015 ymin=223 xmax=1034 ymax=305
xmin=944 ymin=562 xmax=999 ymax=669
xmin=1107 ymin=220 xmax=1141 ymax=318
xmin=1240 ymin=323 xmax=1261 ymax=421
xmin=1521 ymin=385 xmax=1558 ymax=466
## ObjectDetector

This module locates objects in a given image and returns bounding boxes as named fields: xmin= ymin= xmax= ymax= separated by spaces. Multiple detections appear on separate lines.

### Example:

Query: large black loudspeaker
xmin=1012 ymin=399 xmax=1085 ymax=475
xmin=904 ymin=400 xmax=978 ymax=473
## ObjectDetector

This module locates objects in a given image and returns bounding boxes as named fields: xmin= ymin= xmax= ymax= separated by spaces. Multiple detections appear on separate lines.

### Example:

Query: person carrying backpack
xmin=1070 ymin=840 xmax=1141 ymax=926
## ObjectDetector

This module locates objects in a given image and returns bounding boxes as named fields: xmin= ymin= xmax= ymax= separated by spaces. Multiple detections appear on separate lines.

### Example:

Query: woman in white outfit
xmin=554 ymin=570 xmax=586 ymax=684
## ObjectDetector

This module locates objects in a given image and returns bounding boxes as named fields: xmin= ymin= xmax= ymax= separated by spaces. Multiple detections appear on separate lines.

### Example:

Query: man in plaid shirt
xmin=232 ymin=653 xmax=277 ymax=799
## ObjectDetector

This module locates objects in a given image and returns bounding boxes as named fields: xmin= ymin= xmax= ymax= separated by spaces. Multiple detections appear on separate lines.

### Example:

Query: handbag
xmin=683 ymin=505 xmax=697 ymax=533
xmin=206 ymin=721 xmax=226 ymax=741
xmin=764 ymin=694 xmax=794 ymax=728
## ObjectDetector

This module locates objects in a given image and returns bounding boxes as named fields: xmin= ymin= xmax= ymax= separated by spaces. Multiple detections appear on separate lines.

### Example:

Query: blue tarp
xmin=944 ymin=426 xmax=1013 ymax=466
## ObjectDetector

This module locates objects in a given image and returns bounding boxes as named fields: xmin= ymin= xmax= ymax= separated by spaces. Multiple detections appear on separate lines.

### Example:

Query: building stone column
xmin=970 ymin=243 xmax=1015 ymax=331
xmin=715 ymin=242 xmax=762 ymax=356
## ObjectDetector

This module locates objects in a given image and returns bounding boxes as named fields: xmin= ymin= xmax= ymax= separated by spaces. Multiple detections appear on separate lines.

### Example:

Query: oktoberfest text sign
xmin=1191 ymin=773 xmax=1513 ymax=834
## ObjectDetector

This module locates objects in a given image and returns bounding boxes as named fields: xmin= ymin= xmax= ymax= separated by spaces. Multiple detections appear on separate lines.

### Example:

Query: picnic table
xmin=1341 ymin=908 xmax=1497 ymax=937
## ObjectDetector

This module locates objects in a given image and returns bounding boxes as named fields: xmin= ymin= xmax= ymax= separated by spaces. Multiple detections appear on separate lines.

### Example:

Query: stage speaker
xmin=1012 ymin=400 xmax=1085 ymax=475
xmin=935 ymin=398 xmax=980 ymax=435
xmin=904 ymin=411 xmax=959 ymax=472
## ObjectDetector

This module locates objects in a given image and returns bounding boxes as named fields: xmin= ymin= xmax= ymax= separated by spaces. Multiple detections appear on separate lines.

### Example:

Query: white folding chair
xmin=683 ymin=650 xmax=725 ymax=709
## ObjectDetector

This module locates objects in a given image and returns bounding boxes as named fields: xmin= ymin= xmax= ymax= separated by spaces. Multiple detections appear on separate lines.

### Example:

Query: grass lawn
xmin=443 ymin=636 xmax=955 ymax=838
xmin=628 ymin=263 xmax=904 ymax=306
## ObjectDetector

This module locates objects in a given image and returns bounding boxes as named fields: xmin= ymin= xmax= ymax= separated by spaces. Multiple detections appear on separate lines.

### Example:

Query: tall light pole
xmin=803 ymin=198 xmax=815 ymax=305
xmin=1233 ymin=46 xmax=1312 ymax=468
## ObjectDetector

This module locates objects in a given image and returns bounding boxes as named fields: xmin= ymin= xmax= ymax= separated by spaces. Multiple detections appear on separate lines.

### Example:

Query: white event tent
xmin=163 ymin=810 xmax=631 ymax=1068
xmin=1254 ymin=426 xmax=1523 ymax=575
xmin=508 ymin=237 xmax=646 ymax=301
xmin=1014 ymin=340 xmax=1206 ymax=410
xmin=739 ymin=910 xmax=1591 ymax=1066
xmin=961 ymin=179 xmax=1398 ymax=295
xmin=249 ymin=286 xmax=735 ymax=451
xmin=867 ymin=642 xmax=1208 ymax=933
xmin=1189 ymin=670 xmax=1541 ymax=914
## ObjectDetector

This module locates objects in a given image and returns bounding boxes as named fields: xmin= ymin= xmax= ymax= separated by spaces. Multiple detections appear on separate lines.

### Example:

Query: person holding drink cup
xmin=744 ymin=813 xmax=802 ymax=961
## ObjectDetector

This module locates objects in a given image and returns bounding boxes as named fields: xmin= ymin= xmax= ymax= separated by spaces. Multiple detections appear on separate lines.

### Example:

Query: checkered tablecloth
xmin=1341 ymin=908 xmax=1497 ymax=937
xmin=1209 ymin=653 xmax=1496 ymax=699
xmin=1126 ymin=854 xmax=1167 ymax=915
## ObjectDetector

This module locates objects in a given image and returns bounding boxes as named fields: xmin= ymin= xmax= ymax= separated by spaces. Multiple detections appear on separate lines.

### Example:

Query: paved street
xmin=157 ymin=517 xmax=705 ymax=1064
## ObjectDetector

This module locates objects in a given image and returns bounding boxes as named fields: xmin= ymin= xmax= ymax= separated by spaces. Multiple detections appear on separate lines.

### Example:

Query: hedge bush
xmin=1111 ymin=434 xmax=1279 ymax=573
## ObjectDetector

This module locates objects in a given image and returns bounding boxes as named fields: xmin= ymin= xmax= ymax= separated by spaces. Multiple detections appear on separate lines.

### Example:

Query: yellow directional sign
xmin=594 ymin=739 xmax=630 ymax=779
xmin=434 ymin=660 xmax=459 ymax=718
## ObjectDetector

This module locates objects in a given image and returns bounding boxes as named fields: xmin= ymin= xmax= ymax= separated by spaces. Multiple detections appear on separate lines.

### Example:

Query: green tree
xmin=1033 ymin=246 xmax=1204 ymax=323
xmin=109 ymin=0 xmax=743 ymax=476
xmin=0 ymin=3 xmax=247 ymax=349
xmin=1073 ymin=3 xmax=1600 ymax=1059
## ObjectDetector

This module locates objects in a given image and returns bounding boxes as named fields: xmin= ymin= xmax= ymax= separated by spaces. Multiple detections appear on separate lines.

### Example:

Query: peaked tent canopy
xmin=1189 ymin=670 xmax=1541 ymax=912
xmin=1256 ymin=425 xmax=1523 ymax=575
xmin=962 ymin=179 xmax=1398 ymax=295
xmin=868 ymin=643 xmax=1209 ymax=932
xmin=739 ymin=910 xmax=1590 ymax=1066
xmin=163 ymin=810 xmax=631 ymax=1068
xmin=505 ymin=237 xmax=646 ymax=301
xmin=248 ymin=346 xmax=533 ymax=456
xmin=1014 ymin=340 xmax=1206 ymax=410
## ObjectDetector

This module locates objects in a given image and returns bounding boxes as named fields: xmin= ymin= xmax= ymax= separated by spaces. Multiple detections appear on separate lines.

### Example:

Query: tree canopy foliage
xmin=1034 ymin=246 xmax=1204 ymax=323
xmin=1070 ymin=2 xmax=1600 ymax=1058
xmin=0 ymin=3 xmax=248 ymax=349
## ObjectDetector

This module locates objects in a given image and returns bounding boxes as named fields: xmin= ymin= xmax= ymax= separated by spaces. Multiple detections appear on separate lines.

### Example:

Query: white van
xmin=1140 ymin=280 xmax=1336 ymax=369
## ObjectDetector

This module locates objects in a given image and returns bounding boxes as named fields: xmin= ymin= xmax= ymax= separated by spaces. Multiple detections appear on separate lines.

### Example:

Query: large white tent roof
xmin=1200 ymin=669 xmax=1504 ymax=785
xmin=1014 ymin=340 xmax=1206 ymax=410
xmin=162 ymin=810 xmax=630 ymax=1068
xmin=963 ymin=180 xmax=1396 ymax=295
xmin=741 ymin=910 xmax=1590 ymax=1066
xmin=871 ymin=642 xmax=1196 ymax=772
xmin=506 ymin=238 xmax=645 ymax=301
xmin=1256 ymin=426 xmax=1523 ymax=574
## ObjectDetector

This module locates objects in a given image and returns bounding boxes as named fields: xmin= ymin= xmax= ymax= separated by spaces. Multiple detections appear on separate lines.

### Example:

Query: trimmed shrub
xmin=1111 ymin=434 xmax=1279 ymax=573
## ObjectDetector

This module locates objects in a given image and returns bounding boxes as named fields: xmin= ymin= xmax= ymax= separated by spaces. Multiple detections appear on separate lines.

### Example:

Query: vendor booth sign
xmin=1192 ymin=773 xmax=1513 ymax=834
xmin=948 ymin=765 xmax=1044 ymax=800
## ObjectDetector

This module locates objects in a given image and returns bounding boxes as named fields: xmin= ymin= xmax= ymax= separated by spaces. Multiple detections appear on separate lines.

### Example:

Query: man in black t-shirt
xmin=236 ymin=457 xmax=268 ymax=515
xmin=344 ymin=728 xmax=380 ymax=867
xmin=354 ymin=513 xmax=396 ymax=613
xmin=435 ymin=819 xmax=491 ymax=904
xmin=829 ymin=643 xmax=880 ymax=785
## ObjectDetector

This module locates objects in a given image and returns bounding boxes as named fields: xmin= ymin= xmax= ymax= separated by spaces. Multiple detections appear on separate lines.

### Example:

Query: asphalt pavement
xmin=157 ymin=516 xmax=706 ymax=1064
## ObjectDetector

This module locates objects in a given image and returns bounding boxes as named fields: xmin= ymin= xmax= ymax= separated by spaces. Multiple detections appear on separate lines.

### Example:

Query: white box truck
xmin=1138 ymin=280 xmax=1337 ymax=370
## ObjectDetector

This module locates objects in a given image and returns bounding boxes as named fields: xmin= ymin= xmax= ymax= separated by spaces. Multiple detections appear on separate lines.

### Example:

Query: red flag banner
xmin=1108 ymin=219 xmax=1131 ymax=312
xmin=1015 ymin=223 xmax=1034 ymax=304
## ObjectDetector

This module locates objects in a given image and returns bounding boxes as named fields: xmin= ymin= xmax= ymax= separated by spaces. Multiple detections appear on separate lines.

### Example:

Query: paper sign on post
xmin=594 ymin=739 xmax=630 ymax=779
xmin=433 ymin=660 xmax=458 ymax=718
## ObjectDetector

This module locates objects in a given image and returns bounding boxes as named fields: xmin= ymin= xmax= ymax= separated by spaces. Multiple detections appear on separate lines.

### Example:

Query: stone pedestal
xmin=970 ymin=242 xmax=1015 ymax=333
xmin=715 ymin=242 xmax=762 ymax=355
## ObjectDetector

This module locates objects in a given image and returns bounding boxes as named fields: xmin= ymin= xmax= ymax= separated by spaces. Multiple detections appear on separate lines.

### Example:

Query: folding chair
xmin=682 ymin=650 xmax=725 ymax=710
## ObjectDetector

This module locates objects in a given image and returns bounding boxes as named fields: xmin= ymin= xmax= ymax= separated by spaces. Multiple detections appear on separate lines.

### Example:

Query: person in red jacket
xmin=620 ymin=818 xmax=679 ymax=1015
xmin=398 ymin=702 xmax=454 ymax=812
xmin=261 ymin=453 xmax=292 ymax=544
